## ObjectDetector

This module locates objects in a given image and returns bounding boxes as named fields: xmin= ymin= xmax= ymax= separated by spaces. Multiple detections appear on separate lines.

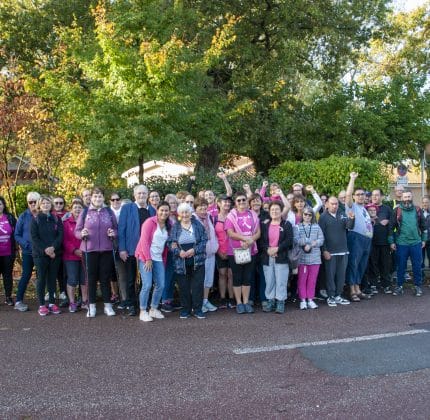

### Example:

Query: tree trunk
xmin=138 ymin=155 xmax=144 ymax=184
xmin=194 ymin=144 xmax=220 ymax=174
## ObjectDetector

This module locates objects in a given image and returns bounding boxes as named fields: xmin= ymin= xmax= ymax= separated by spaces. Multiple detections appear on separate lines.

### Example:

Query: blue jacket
xmin=118 ymin=203 xmax=148 ymax=256
xmin=167 ymin=216 xmax=207 ymax=275
xmin=15 ymin=209 xmax=35 ymax=255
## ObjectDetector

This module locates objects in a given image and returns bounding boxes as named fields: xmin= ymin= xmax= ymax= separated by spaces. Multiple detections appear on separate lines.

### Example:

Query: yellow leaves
xmin=205 ymin=14 xmax=239 ymax=64
xmin=234 ymin=99 xmax=257 ymax=116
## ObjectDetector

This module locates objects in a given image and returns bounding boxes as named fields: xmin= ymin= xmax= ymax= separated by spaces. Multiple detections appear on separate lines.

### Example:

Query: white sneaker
xmin=334 ymin=295 xmax=350 ymax=305
xmin=139 ymin=310 xmax=153 ymax=322
xmin=299 ymin=300 xmax=307 ymax=310
xmin=203 ymin=301 xmax=218 ymax=312
xmin=59 ymin=292 xmax=67 ymax=300
xmin=104 ymin=303 xmax=116 ymax=316
xmin=87 ymin=304 xmax=96 ymax=318
xmin=307 ymin=299 xmax=318 ymax=309
xmin=149 ymin=308 xmax=165 ymax=319
xmin=14 ymin=301 xmax=28 ymax=312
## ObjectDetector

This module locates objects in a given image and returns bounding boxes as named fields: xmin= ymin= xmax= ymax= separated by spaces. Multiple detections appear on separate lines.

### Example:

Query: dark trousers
xmin=0 ymin=255 xmax=15 ymax=298
xmin=229 ymin=255 xmax=256 ymax=287
xmin=422 ymin=241 xmax=430 ymax=268
xmin=176 ymin=265 xmax=205 ymax=314
xmin=366 ymin=244 xmax=392 ymax=288
xmin=85 ymin=251 xmax=114 ymax=304
xmin=56 ymin=260 xmax=66 ymax=294
xmin=324 ymin=254 xmax=348 ymax=297
xmin=16 ymin=253 xmax=34 ymax=302
xmin=34 ymin=256 xmax=61 ymax=306
xmin=117 ymin=255 xmax=137 ymax=307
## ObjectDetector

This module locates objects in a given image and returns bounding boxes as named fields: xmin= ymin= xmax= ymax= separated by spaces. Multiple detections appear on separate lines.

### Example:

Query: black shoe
xmin=5 ymin=297 xmax=14 ymax=306
xmin=128 ymin=306 xmax=137 ymax=316
xmin=117 ymin=301 xmax=127 ymax=310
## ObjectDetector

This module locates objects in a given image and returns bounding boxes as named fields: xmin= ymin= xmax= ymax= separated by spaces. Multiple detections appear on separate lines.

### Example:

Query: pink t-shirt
xmin=214 ymin=219 xmax=228 ymax=254
xmin=207 ymin=203 xmax=218 ymax=218
xmin=225 ymin=211 xmax=257 ymax=256
xmin=268 ymin=223 xmax=280 ymax=247
xmin=0 ymin=214 xmax=13 ymax=256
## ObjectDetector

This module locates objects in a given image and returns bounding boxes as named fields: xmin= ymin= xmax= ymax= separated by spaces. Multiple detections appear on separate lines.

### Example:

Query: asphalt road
xmin=1 ymin=289 xmax=430 ymax=419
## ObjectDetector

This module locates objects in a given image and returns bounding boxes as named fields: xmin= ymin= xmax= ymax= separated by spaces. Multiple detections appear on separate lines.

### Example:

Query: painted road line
xmin=233 ymin=329 xmax=430 ymax=355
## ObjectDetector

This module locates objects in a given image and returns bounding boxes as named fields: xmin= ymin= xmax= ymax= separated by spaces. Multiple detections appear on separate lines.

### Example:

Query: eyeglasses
xmin=54 ymin=202 xmax=64 ymax=205
xmin=303 ymin=213 xmax=312 ymax=217
xmin=236 ymin=198 xmax=247 ymax=203
xmin=355 ymin=193 xmax=365 ymax=196
xmin=110 ymin=198 xmax=120 ymax=202
xmin=28 ymin=201 xmax=36 ymax=205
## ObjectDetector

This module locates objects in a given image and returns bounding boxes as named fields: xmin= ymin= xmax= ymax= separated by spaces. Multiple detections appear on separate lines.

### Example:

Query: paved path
xmin=1 ymin=290 xmax=430 ymax=419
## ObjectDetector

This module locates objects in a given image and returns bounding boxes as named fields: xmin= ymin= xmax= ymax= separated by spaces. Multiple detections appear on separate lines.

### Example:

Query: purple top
xmin=75 ymin=206 xmax=118 ymax=252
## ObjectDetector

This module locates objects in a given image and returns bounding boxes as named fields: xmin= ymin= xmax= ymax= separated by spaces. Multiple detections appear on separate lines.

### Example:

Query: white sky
xmin=391 ymin=0 xmax=428 ymax=12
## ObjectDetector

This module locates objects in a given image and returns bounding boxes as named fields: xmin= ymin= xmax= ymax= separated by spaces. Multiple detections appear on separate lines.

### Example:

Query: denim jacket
xmin=167 ymin=216 xmax=207 ymax=275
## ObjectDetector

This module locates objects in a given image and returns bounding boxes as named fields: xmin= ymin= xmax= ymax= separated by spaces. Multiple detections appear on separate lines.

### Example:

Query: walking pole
xmin=111 ymin=236 xmax=120 ymax=284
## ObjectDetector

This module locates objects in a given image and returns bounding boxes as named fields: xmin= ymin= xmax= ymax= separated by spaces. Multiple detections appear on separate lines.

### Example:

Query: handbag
xmin=233 ymin=247 xmax=252 ymax=265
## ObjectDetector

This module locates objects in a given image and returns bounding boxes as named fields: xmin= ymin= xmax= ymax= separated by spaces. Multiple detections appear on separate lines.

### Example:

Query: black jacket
xmin=30 ymin=212 xmax=63 ymax=258
xmin=318 ymin=210 xmax=354 ymax=253
xmin=260 ymin=219 xmax=293 ymax=265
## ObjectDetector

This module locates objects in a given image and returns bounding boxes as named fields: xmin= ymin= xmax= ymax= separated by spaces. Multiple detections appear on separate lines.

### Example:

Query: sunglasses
xmin=54 ymin=202 xmax=64 ymax=205
xmin=236 ymin=198 xmax=247 ymax=203
xmin=28 ymin=201 xmax=36 ymax=205
xmin=303 ymin=213 xmax=312 ymax=217
xmin=110 ymin=198 xmax=120 ymax=202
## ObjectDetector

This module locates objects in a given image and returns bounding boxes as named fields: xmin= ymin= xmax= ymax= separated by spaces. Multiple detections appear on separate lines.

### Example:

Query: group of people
xmin=1 ymin=171 xmax=428 ymax=321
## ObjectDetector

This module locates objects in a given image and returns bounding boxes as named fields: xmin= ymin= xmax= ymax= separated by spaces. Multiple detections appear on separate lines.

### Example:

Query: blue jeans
xmin=346 ymin=232 xmax=371 ymax=285
xmin=396 ymin=243 xmax=423 ymax=287
xmin=139 ymin=260 xmax=165 ymax=310
xmin=162 ymin=251 xmax=175 ymax=303
xmin=16 ymin=253 xmax=34 ymax=302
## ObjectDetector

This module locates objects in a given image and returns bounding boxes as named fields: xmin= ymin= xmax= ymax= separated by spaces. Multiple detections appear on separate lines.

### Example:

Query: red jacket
xmin=63 ymin=215 xmax=81 ymax=261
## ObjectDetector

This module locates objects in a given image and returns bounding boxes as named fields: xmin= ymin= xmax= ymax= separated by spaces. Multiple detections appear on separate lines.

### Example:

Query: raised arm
xmin=346 ymin=172 xmax=358 ymax=208
xmin=217 ymin=172 xmax=232 ymax=197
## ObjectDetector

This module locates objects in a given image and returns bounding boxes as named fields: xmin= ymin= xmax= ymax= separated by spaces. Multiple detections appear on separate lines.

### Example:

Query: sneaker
xmin=38 ymin=306 xmax=49 ymax=316
xmin=128 ymin=306 xmax=137 ymax=316
xmin=370 ymin=286 xmax=378 ymax=295
xmin=149 ymin=308 xmax=165 ymax=319
xmin=244 ymin=303 xmax=254 ymax=313
xmin=110 ymin=294 xmax=120 ymax=305
xmin=59 ymin=292 xmax=69 ymax=308
xmin=218 ymin=299 xmax=228 ymax=309
xmin=236 ymin=303 xmax=246 ymax=314
xmin=203 ymin=301 xmax=217 ymax=312
xmin=262 ymin=300 xmax=274 ymax=313
xmin=334 ymin=296 xmax=350 ymax=305
xmin=193 ymin=310 xmax=206 ymax=319
xmin=139 ymin=310 xmax=153 ymax=322
xmin=81 ymin=301 xmax=89 ymax=310
xmin=319 ymin=289 xmax=328 ymax=299
xmin=327 ymin=297 xmax=337 ymax=307
xmin=5 ymin=297 xmax=14 ymax=306
xmin=48 ymin=304 xmax=61 ymax=315
xmin=299 ymin=300 xmax=307 ymax=310
xmin=161 ymin=301 xmax=174 ymax=313
xmin=171 ymin=302 xmax=183 ymax=311
xmin=415 ymin=286 xmax=423 ymax=297
xmin=179 ymin=311 xmax=191 ymax=319
xmin=104 ymin=303 xmax=116 ymax=316
xmin=87 ymin=304 xmax=96 ymax=318
xmin=117 ymin=301 xmax=127 ymax=310
xmin=383 ymin=287 xmax=392 ymax=294
xmin=275 ymin=301 xmax=285 ymax=314
xmin=307 ymin=299 xmax=318 ymax=309
xmin=393 ymin=286 xmax=404 ymax=296
xmin=405 ymin=273 xmax=412 ymax=281
xmin=69 ymin=303 xmax=78 ymax=313
xmin=227 ymin=299 xmax=236 ymax=309
xmin=248 ymin=299 xmax=254 ymax=307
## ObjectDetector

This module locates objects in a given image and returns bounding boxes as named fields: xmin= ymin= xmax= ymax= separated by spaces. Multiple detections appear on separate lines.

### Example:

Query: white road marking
xmin=233 ymin=329 xmax=429 ymax=355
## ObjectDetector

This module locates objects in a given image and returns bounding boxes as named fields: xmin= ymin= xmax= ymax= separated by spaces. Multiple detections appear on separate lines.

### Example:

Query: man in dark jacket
xmin=388 ymin=190 xmax=427 ymax=297
xmin=319 ymin=196 xmax=355 ymax=307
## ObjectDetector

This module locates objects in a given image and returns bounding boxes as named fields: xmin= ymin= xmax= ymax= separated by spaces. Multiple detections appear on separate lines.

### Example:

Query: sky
xmin=391 ymin=0 xmax=428 ymax=12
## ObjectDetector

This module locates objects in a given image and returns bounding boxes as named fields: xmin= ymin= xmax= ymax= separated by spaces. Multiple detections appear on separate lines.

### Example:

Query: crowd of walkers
xmin=2 ymin=171 xmax=428 ymax=320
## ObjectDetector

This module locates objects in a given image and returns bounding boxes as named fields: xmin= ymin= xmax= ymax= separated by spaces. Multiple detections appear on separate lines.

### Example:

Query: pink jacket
xmin=62 ymin=215 xmax=81 ymax=261
xmin=135 ymin=216 xmax=168 ymax=264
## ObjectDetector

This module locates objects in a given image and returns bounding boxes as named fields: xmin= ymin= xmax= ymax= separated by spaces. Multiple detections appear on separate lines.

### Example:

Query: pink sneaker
xmin=48 ymin=304 xmax=61 ymax=315
xmin=38 ymin=306 xmax=49 ymax=316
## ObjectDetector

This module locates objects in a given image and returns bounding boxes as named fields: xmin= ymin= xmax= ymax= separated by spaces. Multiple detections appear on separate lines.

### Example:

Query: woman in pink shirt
xmin=0 ymin=196 xmax=17 ymax=306
xmin=135 ymin=202 xmax=170 ymax=322
xmin=63 ymin=199 xmax=87 ymax=313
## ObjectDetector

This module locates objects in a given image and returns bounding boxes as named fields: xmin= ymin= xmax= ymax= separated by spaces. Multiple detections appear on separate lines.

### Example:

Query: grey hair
xmin=27 ymin=191 xmax=41 ymax=202
xmin=177 ymin=202 xmax=192 ymax=214
xmin=133 ymin=184 xmax=148 ymax=194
